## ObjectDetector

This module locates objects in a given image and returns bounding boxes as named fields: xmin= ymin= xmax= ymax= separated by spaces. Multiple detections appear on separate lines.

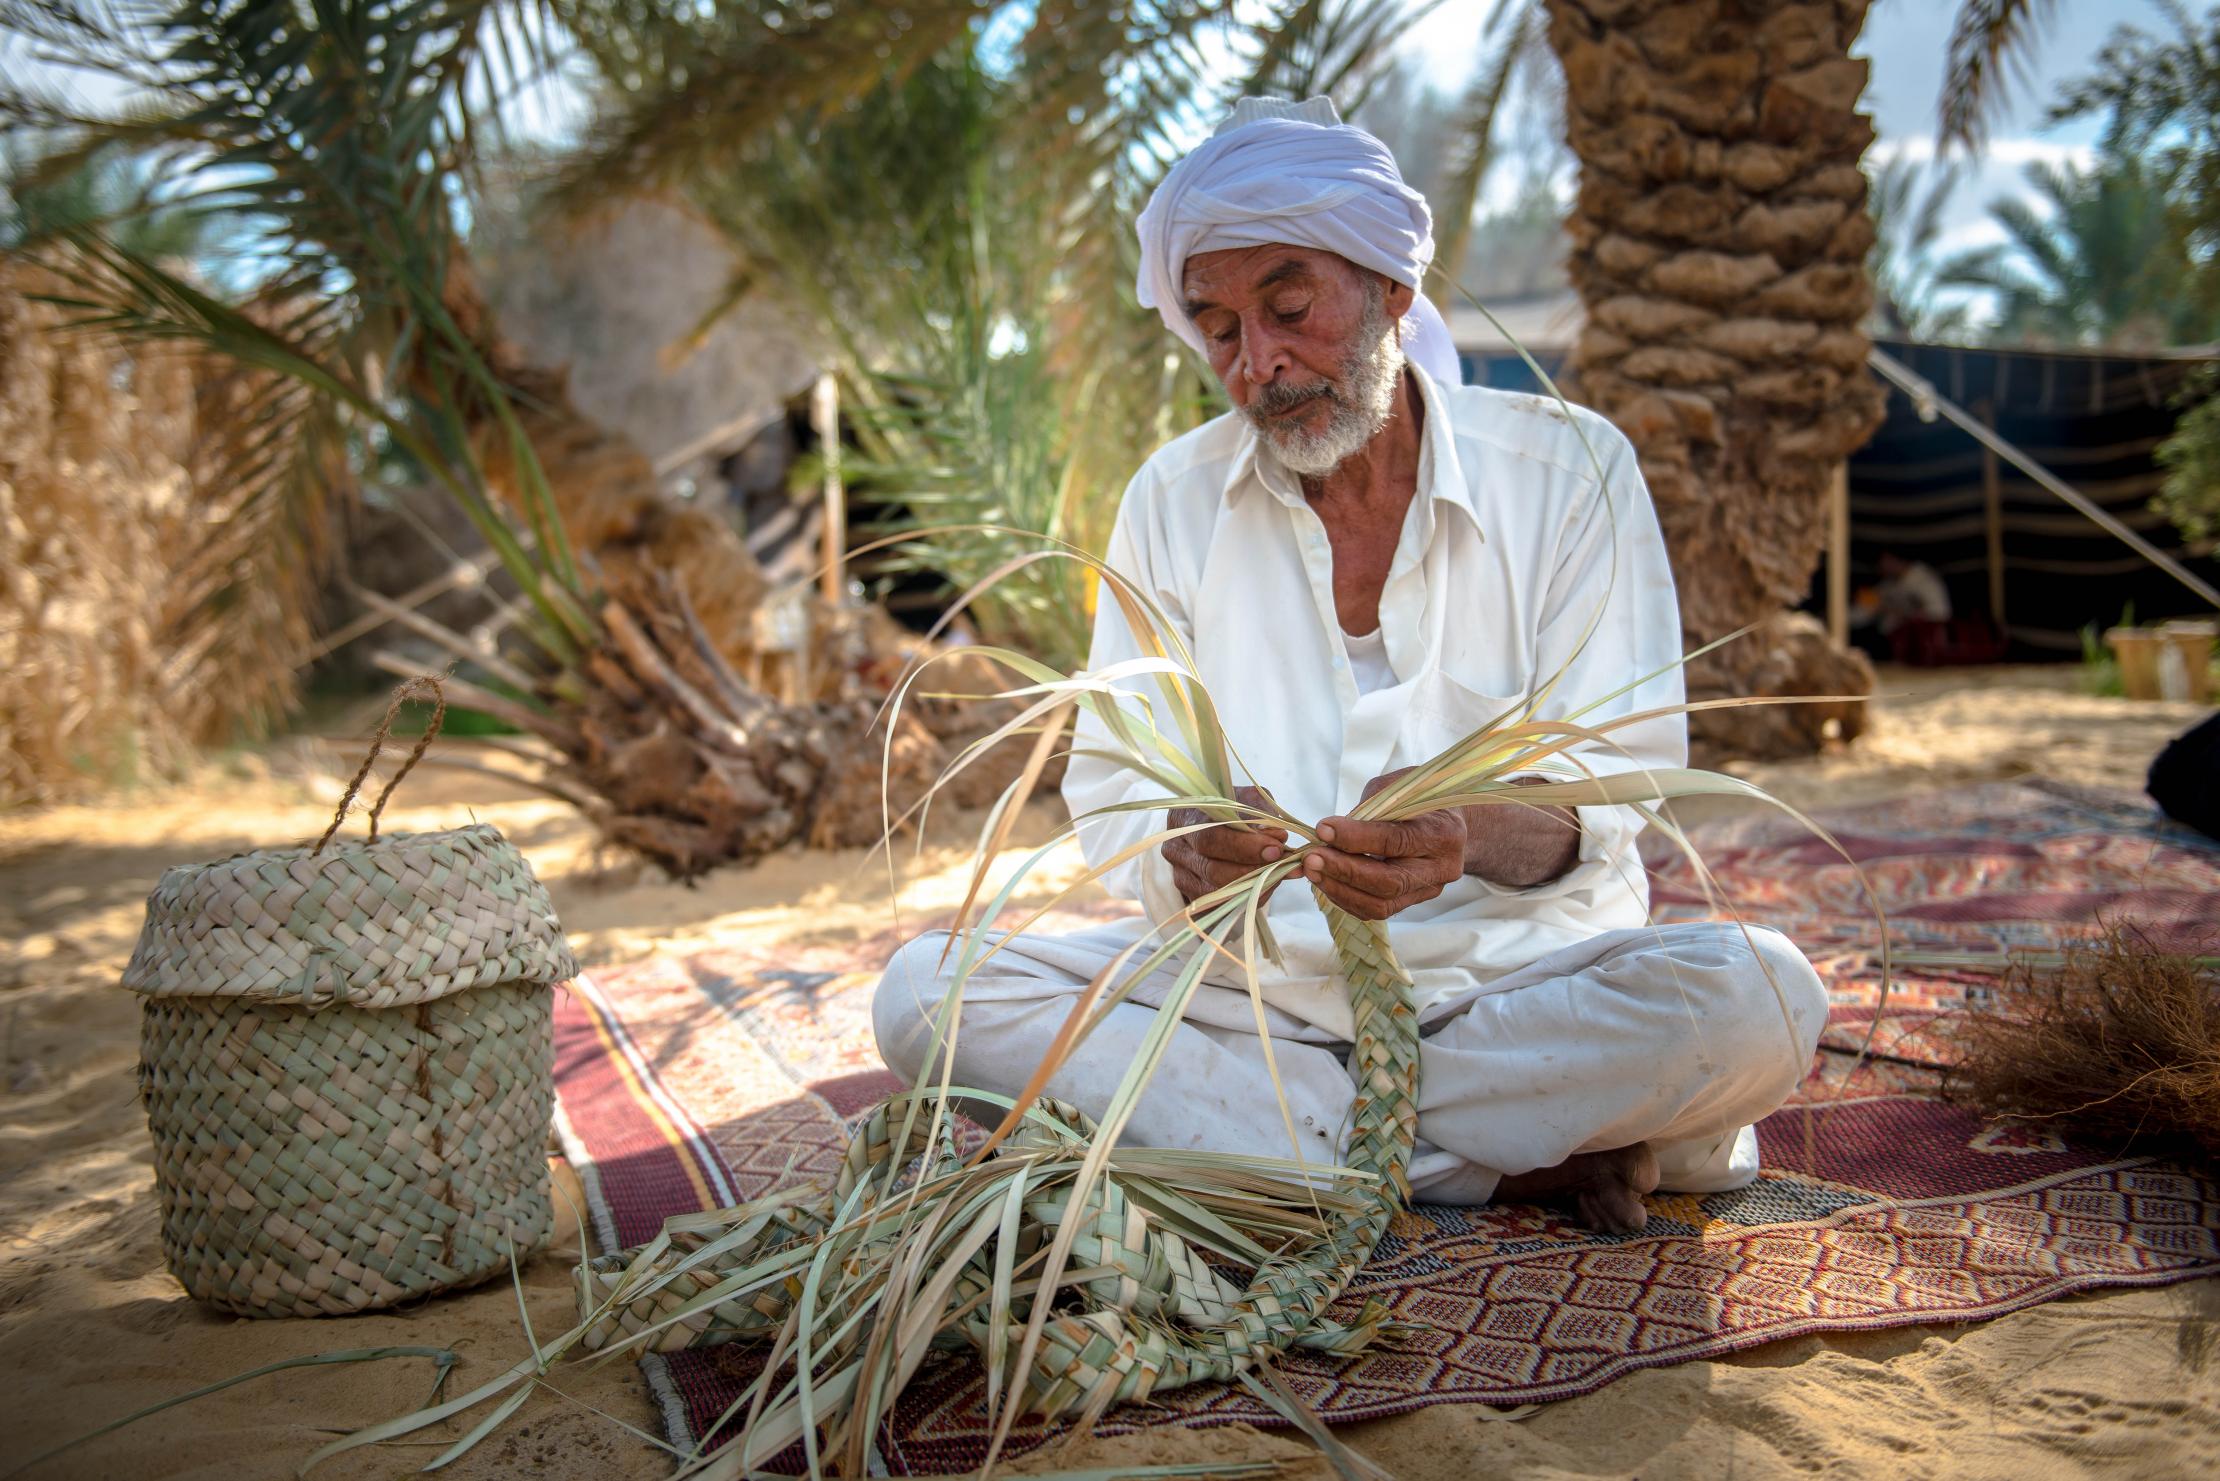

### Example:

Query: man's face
xmin=1181 ymin=245 xmax=1412 ymax=476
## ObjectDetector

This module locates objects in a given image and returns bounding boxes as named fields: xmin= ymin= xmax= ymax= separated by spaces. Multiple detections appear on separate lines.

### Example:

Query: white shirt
xmin=1062 ymin=365 xmax=1688 ymax=1040
xmin=1342 ymin=626 xmax=1394 ymax=694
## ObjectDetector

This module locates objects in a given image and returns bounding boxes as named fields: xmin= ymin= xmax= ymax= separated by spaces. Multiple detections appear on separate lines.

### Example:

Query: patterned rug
xmin=550 ymin=780 xmax=2220 ymax=1474
xmin=1647 ymin=778 xmax=2220 ymax=1065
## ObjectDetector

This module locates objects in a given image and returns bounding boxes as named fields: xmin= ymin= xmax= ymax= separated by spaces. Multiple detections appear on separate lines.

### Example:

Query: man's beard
xmin=1240 ymin=283 xmax=1405 ymax=478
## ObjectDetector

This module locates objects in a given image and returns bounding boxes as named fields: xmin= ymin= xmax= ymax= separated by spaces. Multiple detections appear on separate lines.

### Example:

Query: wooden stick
xmin=814 ymin=372 xmax=846 ymax=608
xmin=1978 ymin=397 xmax=2007 ymax=629
xmin=1826 ymin=463 xmax=1850 ymax=649
xmin=346 ymin=581 xmax=539 ymax=696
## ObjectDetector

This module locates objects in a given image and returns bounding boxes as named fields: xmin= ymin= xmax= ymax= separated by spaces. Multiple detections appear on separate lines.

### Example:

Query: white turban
xmin=1134 ymin=95 xmax=1463 ymax=388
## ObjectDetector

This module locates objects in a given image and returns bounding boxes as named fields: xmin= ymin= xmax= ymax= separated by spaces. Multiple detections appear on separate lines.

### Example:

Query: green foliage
xmin=557 ymin=1 xmax=1420 ymax=667
xmin=2157 ymin=365 xmax=2220 ymax=546
xmin=666 ymin=44 xmax=1180 ymax=664
xmin=1 ymin=141 xmax=226 ymax=263
xmin=1938 ymin=149 xmax=2215 ymax=349
xmin=1924 ymin=4 xmax=2220 ymax=350
xmin=2053 ymin=0 xmax=2220 ymax=281
xmin=2079 ymin=621 xmax=2126 ymax=696
xmin=2040 ymin=6 xmax=2220 ymax=538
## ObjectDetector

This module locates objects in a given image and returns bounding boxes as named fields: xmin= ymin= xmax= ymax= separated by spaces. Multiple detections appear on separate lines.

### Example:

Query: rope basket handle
xmin=314 ymin=675 xmax=449 ymax=855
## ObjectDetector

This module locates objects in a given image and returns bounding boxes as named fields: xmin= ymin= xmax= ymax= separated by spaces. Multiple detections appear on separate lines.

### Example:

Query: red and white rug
xmin=550 ymin=779 xmax=2220 ymax=1474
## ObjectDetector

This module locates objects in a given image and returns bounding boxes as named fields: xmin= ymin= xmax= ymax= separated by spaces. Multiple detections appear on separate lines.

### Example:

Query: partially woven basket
xmin=122 ymin=680 xmax=578 ymax=1317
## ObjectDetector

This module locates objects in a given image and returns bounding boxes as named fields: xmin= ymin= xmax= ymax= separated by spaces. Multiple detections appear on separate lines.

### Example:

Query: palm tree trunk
xmin=1544 ymin=0 xmax=1886 ymax=757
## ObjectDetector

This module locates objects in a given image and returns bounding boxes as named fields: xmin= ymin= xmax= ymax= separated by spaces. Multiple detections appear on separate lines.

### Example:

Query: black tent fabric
xmin=1838 ymin=339 xmax=2219 ymax=656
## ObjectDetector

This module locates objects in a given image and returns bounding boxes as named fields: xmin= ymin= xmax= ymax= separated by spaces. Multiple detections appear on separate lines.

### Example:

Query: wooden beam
xmin=1826 ymin=462 xmax=1850 ymax=649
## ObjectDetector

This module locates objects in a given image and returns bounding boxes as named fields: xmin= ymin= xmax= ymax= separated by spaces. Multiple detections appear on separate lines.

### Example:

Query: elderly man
xmin=873 ymin=98 xmax=1826 ymax=1234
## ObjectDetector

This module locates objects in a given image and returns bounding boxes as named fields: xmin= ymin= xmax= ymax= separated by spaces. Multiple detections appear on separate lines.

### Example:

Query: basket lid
xmin=121 ymin=823 xmax=577 ymax=1008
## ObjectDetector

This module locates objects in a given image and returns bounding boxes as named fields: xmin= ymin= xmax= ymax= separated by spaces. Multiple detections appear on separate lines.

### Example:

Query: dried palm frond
xmin=0 ymin=257 xmax=339 ymax=804
xmin=312 ymin=493 xmax=1875 ymax=1480
xmin=1945 ymin=924 xmax=2220 ymax=1167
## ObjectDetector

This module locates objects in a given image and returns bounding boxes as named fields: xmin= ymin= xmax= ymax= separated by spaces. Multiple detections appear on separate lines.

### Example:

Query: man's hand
xmin=1163 ymin=786 xmax=1289 ymax=907
xmin=1301 ymin=769 xmax=1466 ymax=921
xmin=1304 ymin=769 xmax=1582 ymax=920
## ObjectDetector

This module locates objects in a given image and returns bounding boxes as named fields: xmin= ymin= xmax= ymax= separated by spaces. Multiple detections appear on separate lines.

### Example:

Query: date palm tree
xmin=1539 ymin=0 xmax=1885 ymax=757
xmin=1939 ymin=151 xmax=2208 ymax=349
xmin=1525 ymin=0 xmax=2091 ymax=755
xmin=4 ymin=0 xmax=1421 ymax=868
xmin=2 ymin=0 xmax=966 ymax=872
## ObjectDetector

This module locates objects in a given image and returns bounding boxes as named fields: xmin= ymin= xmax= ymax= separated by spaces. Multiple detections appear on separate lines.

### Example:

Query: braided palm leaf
xmin=304 ymin=532 xmax=1878 ymax=1481
xmin=575 ymin=886 xmax=1418 ymax=1426
xmin=306 ymin=646 xmax=1863 ymax=1481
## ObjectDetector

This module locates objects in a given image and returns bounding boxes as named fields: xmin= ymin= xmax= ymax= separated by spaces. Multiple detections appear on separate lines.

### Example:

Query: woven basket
xmin=122 ymin=684 xmax=578 ymax=1317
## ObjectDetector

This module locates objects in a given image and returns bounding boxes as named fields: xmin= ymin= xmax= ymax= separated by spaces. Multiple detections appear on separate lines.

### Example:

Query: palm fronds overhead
xmin=1938 ymin=0 xmax=2060 ymax=152
xmin=1426 ymin=0 xmax=1546 ymax=312
xmin=552 ymin=0 xmax=989 ymax=206
xmin=1937 ymin=152 xmax=2212 ymax=349
xmin=1864 ymin=153 xmax=1974 ymax=342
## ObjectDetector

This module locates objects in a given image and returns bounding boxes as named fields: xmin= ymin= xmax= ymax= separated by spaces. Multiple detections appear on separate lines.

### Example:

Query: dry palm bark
xmin=403 ymin=261 xmax=1031 ymax=869
xmin=0 ymin=263 xmax=335 ymax=801
xmin=414 ymin=568 xmax=946 ymax=879
xmin=436 ymin=255 xmax=777 ymax=670
xmin=1544 ymin=0 xmax=1886 ymax=757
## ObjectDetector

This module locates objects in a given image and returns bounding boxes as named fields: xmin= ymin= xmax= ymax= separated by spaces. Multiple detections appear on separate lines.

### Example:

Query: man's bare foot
xmin=1494 ymin=1143 xmax=1661 ymax=1235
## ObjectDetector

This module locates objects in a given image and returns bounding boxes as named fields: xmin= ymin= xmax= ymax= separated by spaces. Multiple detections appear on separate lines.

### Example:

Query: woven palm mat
xmin=550 ymin=783 xmax=2220 ymax=1474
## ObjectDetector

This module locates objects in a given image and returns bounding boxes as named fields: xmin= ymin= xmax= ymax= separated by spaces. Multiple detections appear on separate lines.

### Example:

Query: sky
xmin=8 ymin=0 xmax=2175 ymax=271
xmin=1393 ymin=0 xmax=2174 ymax=257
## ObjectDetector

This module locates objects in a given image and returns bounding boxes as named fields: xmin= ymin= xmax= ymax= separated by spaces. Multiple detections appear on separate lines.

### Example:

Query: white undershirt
xmin=1343 ymin=625 xmax=1394 ymax=694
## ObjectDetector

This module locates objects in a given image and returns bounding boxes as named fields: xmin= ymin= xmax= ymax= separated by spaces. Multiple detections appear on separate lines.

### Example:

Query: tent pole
xmin=1978 ymin=398 xmax=2006 ymax=628
xmin=1868 ymin=347 xmax=2220 ymax=611
xmin=1827 ymin=463 xmax=1850 ymax=648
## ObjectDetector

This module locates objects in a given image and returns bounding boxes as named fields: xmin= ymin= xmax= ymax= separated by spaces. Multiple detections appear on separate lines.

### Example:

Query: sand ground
xmin=1 ymin=666 xmax=2214 ymax=1480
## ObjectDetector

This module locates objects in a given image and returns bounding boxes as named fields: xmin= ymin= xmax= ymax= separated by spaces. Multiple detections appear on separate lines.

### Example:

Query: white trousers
xmin=871 ymin=919 xmax=1828 ymax=1204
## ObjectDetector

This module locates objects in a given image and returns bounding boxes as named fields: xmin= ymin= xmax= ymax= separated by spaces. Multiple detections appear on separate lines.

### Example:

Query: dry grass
xmin=0 ymin=260 xmax=332 ymax=806
xmin=1946 ymin=925 xmax=2220 ymax=1168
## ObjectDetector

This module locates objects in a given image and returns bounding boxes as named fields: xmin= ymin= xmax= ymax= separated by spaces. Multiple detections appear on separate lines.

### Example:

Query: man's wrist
xmin=1458 ymin=788 xmax=1582 ymax=887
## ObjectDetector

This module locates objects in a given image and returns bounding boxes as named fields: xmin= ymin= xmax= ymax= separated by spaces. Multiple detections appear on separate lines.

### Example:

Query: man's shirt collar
xmin=1222 ymin=359 xmax=1482 ymax=545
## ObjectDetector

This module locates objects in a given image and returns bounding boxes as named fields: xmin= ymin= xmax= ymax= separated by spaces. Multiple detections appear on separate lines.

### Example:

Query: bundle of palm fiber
xmin=124 ymin=678 xmax=577 ymax=1317
xmin=1 ymin=260 xmax=341 ymax=806
xmin=1946 ymin=924 xmax=2220 ymax=1168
